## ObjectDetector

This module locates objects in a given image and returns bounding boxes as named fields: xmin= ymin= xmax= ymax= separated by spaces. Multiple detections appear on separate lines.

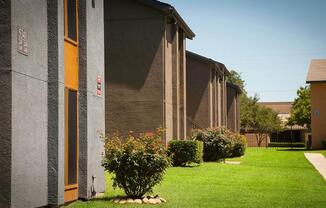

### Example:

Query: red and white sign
xmin=97 ymin=76 xmax=102 ymax=96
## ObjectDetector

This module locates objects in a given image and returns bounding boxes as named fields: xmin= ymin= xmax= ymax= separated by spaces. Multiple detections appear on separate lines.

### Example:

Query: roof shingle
xmin=259 ymin=102 xmax=293 ymax=114
xmin=306 ymin=59 xmax=326 ymax=83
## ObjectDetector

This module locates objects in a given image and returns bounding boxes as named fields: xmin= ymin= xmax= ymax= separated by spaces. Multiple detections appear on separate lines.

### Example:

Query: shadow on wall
xmin=105 ymin=21 xmax=164 ymax=90
xmin=104 ymin=0 xmax=167 ymax=137
xmin=187 ymin=58 xmax=211 ymax=123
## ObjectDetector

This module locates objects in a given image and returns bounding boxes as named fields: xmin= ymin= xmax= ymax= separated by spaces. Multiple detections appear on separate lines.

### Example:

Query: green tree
xmin=227 ymin=70 xmax=247 ymax=95
xmin=288 ymin=86 xmax=311 ymax=129
xmin=227 ymin=70 xmax=249 ymax=130
xmin=228 ymin=70 xmax=282 ymax=146
xmin=252 ymin=105 xmax=282 ymax=147
xmin=240 ymin=95 xmax=282 ymax=147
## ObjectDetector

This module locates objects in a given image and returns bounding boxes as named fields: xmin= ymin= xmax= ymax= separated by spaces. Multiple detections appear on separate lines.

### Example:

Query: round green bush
xmin=102 ymin=130 xmax=170 ymax=198
xmin=230 ymin=134 xmax=247 ymax=158
xmin=203 ymin=134 xmax=232 ymax=161
xmin=193 ymin=128 xmax=246 ymax=161
xmin=168 ymin=140 xmax=203 ymax=166
xmin=193 ymin=128 xmax=232 ymax=162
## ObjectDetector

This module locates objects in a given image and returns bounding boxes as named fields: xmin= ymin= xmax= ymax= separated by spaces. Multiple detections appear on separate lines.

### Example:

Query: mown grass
xmin=67 ymin=148 xmax=326 ymax=208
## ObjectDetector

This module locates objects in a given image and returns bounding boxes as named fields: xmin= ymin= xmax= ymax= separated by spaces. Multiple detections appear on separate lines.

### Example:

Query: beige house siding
xmin=306 ymin=59 xmax=326 ymax=149
xmin=310 ymin=83 xmax=326 ymax=149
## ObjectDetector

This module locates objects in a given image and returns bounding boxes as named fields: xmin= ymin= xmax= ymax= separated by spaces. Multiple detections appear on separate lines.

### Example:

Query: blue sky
xmin=163 ymin=0 xmax=326 ymax=101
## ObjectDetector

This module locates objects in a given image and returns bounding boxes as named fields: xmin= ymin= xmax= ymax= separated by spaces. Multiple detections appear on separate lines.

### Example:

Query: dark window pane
xmin=68 ymin=90 xmax=77 ymax=185
xmin=67 ymin=0 xmax=77 ymax=41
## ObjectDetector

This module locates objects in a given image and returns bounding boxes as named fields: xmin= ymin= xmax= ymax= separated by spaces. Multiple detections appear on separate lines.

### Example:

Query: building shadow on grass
xmin=89 ymin=195 xmax=125 ymax=202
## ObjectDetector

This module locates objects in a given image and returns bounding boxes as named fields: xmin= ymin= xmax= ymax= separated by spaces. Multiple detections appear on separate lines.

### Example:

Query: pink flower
xmin=146 ymin=132 xmax=154 ymax=137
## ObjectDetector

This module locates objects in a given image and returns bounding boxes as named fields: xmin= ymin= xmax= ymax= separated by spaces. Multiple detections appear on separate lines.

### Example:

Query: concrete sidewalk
xmin=304 ymin=153 xmax=326 ymax=180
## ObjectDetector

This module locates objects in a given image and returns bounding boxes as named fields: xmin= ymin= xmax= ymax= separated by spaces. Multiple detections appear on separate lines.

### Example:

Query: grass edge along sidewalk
xmin=305 ymin=153 xmax=326 ymax=180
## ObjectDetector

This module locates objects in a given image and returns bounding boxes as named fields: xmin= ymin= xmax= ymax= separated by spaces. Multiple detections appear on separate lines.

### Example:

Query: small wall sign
xmin=314 ymin=109 xmax=320 ymax=117
xmin=17 ymin=26 xmax=28 ymax=56
xmin=97 ymin=76 xmax=102 ymax=96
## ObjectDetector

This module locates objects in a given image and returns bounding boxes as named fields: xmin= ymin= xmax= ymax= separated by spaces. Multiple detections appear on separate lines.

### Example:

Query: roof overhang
xmin=135 ymin=0 xmax=195 ymax=39
xmin=186 ymin=50 xmax=230 ymax=76
xmin=306 ymin=59 xmax=326 ymax=83
xmin=227 ymin=82 xmax=242 ymax=94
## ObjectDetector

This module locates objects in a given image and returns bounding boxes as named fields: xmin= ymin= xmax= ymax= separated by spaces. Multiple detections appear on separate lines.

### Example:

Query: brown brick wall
xmin=244 ymin=133 xmax=270 ymax=147
xmin=105 ymin=0 xmax=165 ymax=137
xmin=186 ymin=55 xmax=211 ymax=131
xmin=227 ymin=83 xmax=240 ymax=132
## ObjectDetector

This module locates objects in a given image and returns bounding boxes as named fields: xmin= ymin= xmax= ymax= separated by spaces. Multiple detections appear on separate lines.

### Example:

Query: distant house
xmin=186 ymin=51 xmax=229 ymax=135
xmin=227 ymin=83 xmax=241 ymax=133
xmin=104 ymin=0 xmax=195 ymax=143
xmin=260 ymin=102 xmax=309 ymax=143
xmin=306 ymin=59 xmax=326 ymax=149
xmin=244 ymin=102 xmax=309 ymax=147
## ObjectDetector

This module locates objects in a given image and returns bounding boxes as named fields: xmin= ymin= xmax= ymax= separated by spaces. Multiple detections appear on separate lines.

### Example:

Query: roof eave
xmin=169 ymin=8 xmax=195 ymax=39
xmin=227 ymin=82 xmax=242 ymax=94
xmin=306 ymin=80 xmax=326 ymax=84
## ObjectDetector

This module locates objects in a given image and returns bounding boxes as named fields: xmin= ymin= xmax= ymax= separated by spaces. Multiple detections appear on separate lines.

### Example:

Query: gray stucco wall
xmin=78 ymin=0 xmax=89 ymax=199
xmin=1 ymin=0 xmax=105 ymax=206
xmin=57 ymin=0 xmax=65 ymax=204
xmin=104 ymin=0 xmax=165 ymax=137
xmin=86 ymin=0 xmax=105 ymax=198
xmin=47 ymin=0 xmax=59 ymax=205
xmin=11 ymin=0 xmax=48 ymax=207
xmin=186 ymin=56 xmax=211 ymax=130
xmin=47 ymin=0 xmax=65 ymax=205
xmin=0 ymin=0 xmax=12 ymax=207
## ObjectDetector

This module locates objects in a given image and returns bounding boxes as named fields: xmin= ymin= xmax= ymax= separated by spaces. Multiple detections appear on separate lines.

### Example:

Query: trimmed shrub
xmin=168 ymin=140 xmax=203 ymax=166
xmin=193 ymin=128 xmax=232 ymax=162
xmin=230 ymin=134 xmax=247 ymax=158
xmin=195 ymin=140 xmax=204 ymax=164
xmin=268 ymin=142 xmax=305 ymax=148
xmin=102 ymin=129 xmax=170 ymax=198
xmin=192 ymin=128 xmax=247 ymax=161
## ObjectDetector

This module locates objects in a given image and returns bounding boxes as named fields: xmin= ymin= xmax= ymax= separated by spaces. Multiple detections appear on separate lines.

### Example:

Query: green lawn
xmin=67 ymin=148 xmax=326 ymax=208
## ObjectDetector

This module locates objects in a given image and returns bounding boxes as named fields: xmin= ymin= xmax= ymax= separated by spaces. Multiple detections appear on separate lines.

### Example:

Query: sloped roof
xmin=186 ymin=51 xmax=230 ymax=75
xmin=259 ymin=102 xmax=293 ymax=114
xmin=306 ymin=59 xmax=326 ymax=83
xmin=135 ymin=0 xmax=195 ymax=39
xmin=259 ymin=102 xmax=307 ymax=130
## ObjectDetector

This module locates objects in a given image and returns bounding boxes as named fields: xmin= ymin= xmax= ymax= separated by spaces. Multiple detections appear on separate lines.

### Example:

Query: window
xmin=65 ymin=0 xmax=77 ymax=41
xmin=67 ymin=89 xmax=77 ymax=185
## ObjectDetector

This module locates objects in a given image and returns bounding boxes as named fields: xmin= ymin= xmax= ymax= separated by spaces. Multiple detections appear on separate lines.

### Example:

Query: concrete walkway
xmin=304 ymin=153 xmax=326 ymax=180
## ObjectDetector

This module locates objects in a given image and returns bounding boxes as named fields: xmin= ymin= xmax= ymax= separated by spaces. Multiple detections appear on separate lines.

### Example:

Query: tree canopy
xmin=228 ymin=70 xmax=282 ymax=146
xmin=288 ymin=86 xmax=311 ymax=129
xmin=240 ymin=95 xmax=282 ymax=146
xmin=227 ymin=70 xmax=247 ymax=95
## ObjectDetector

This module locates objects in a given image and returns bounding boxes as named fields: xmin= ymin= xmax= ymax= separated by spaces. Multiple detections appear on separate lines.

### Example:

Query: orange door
xmin=64 ymin=0 xmax=79 ymax=203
